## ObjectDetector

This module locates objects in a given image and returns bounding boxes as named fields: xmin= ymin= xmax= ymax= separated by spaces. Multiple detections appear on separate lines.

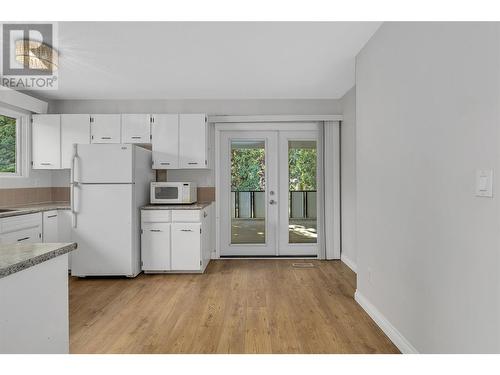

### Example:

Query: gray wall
xmin=49 ymin=99 xmax=341 ymax=116
xmin=340 ymin=86 xmax=357 ymax=271
xmin=356 ymin=22 xmax=500 ymax=353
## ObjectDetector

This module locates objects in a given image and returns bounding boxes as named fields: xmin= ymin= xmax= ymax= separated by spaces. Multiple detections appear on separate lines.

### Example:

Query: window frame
xmin=0 ymin=105 xmax=30 ymax=178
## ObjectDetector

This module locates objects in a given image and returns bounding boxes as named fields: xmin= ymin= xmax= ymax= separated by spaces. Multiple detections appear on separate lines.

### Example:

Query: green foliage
xmin=0 ymin=115 xmax=17 ymax=173
xmin=230 ymin=145 xmax=317 ymax=192
xmin=231 ymin=148 xmax=265 ymax=191
xmin=288 ymin=148 xmax=317 ymax=191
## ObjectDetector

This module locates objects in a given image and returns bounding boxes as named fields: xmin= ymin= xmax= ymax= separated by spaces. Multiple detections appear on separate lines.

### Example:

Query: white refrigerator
xmin=70 ymin=144 xmax=154 ymax=277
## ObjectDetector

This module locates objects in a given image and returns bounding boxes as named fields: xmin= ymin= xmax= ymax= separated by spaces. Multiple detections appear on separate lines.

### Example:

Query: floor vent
xmin=292 ymin=262 xmax=315 ymax=268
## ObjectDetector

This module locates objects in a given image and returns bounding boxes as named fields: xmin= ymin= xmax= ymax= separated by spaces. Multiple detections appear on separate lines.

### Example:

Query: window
xmin=0 ymin=114 xmax=18 ymax=174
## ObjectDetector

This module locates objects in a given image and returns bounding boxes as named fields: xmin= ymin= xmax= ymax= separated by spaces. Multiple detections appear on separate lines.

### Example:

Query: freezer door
xmin=75 ymin=144 xmax=134 ymax=183
xmin=71 ymin=184 xmax=138 ymax=276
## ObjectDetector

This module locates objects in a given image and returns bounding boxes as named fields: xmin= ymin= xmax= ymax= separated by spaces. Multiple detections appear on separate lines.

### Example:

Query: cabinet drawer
xmin=141 ymin=210 xmax=172 ymax=223
xmin=0 ymin=227 xmax=41 ymax=244
xmin=1 ymin=213 xmax=42 ymax=234
xmin=171 ymin=210 xmax=201 ymax=222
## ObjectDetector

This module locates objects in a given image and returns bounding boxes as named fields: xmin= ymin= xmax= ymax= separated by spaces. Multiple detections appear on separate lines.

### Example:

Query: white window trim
xmin=0 ymin=105 xmax=30 ymax=178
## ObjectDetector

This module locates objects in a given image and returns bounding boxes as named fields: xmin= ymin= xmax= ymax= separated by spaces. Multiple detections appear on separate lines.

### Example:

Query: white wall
xmin=340 ymin=86 xmax=357 ymax=272
xmin=49 ymin=99 xmax=341 ymax=187
xmin=0 ymin=170 xmax=54 ymax=189
xmin=355 ymin=22 xmax=500 ymax=353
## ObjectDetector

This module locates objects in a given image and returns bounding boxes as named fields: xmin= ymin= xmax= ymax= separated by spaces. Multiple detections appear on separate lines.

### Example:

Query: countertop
xmin=0 ymin=202 xmax=70 ymax=219
xmin=141 ymin=202 xmax=212 ymax=210
xmin=0 ymin=242 xmax=77 ymax=279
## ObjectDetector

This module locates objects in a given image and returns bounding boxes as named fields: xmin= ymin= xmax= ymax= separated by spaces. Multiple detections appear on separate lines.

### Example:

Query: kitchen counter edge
xmin=141 ymin=202 xmax=212 ymax=210
xmin=0 ymin=242 xmax=77 ymax=279
xmin=0 ymin=203 xmax=71 ymax=219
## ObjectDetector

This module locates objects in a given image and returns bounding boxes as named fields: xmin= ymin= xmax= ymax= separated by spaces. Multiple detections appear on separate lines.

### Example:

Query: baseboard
xmin=354 ymin=290 xmax=419 ymax=354
xmin=340 ymin=254 xmax=357 ymax=273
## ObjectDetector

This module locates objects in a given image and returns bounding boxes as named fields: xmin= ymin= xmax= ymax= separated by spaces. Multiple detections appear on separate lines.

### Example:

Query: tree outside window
xmin=0 ymin=115 xmax=17 ymax=173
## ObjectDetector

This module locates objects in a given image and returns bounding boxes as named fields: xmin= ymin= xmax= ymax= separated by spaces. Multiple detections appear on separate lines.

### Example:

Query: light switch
xmin=476 ymin=169 xmax=493 ymax=197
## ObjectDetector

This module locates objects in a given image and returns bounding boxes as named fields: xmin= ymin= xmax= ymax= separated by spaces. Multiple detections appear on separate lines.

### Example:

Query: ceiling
xmin=39 ymin=22 xmax=381 ymax=100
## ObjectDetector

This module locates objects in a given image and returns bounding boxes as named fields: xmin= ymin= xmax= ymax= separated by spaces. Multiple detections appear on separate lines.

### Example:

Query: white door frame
xmin=219 ymin=130 xmax=279 ymax=256
xmin=278 ymin=130 xmax=320 ymax=256
xmin=214 ymin=121 xmax=340 ymax=259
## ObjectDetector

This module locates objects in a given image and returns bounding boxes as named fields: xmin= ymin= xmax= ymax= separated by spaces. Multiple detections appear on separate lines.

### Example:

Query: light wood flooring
xmin=69 ymin=259 xmax=399 ymax=354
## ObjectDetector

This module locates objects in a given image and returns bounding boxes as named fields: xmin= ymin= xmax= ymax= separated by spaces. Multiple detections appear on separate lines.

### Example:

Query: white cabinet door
xmin=171 ymin=223 xmax=201 ymax=271
xmin=141 ymin=223 xmax=171 ymax=271
xmin=179 ymin=114 xmax=207 ymax=169
xmin=121 ymin=114 xmax=151 ymax=144
xmin=151 ymin=114 xmax=179 ymax=169
xmin=90 ymin=114 xmax=121 ymax=144
xmin=57 ymin=210 xmax=73 ymax=270
xmin=43 ymin=210 xmax=59 ymax=243
xmin=61 ymin=114 xmax=90 ymax=169
xmin=32 ymin=114 xmax=61 ymax=169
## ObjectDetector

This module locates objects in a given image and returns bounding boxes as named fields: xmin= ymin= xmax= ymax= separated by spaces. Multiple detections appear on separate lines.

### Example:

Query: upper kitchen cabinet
xmin=90 ymin=114 xmax=121 ymax=144
xmin=32 ymin=114 xmax=61 ymax=169
xmin=61 ymin=114 xmax=91 ymax=169
xmin=151 ymin=114 xmax=179 ymax=169
xmin=179 ymin=114 xmax=208 ymax=169
xmin=121 ymin=114 xmax=151 ymax=144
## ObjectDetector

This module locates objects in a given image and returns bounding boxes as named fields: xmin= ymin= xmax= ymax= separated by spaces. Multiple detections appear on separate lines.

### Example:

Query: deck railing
xmin=231 ymin=190 xmax=317 ymax=219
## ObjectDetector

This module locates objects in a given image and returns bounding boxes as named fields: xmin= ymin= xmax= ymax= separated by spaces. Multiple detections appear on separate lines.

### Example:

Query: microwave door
xmin=155 ymin=185 xmax=180 ymax=202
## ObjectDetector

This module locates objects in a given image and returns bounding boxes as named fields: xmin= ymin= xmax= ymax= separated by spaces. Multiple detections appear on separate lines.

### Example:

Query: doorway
xmin=218 ymin=127 xmax=319 ymax=257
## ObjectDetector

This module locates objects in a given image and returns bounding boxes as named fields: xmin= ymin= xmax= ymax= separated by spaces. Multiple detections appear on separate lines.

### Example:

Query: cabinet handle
xmin=150 ymin=229 xmax=162 ymax=232
xmin=101 ymin=137 xmax=112 ymax=140
xmin=40 ymin=162 xmax=52 ymax=165
xmin=47 ymin=214 xmax=57 ymax=218
xmin=188 ymin=162 xmax=198 ymax=165
xmin=17 ymin=237 xmax=30 ymax=242
xmin=180 ymin=229 xmax=193 ymax=232
xmin=131 ymin=136 xmax=141 ymax=139
xmin=160 ymin=162 xmax=170 ymax=165
xmin=203 ymin=211 xmax=207 ymax=218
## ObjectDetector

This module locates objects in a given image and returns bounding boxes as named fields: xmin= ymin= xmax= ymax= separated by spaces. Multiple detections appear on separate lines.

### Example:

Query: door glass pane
xmin=288 ymin=140 xmax=317 ymax=243
xmin=231 ymin=140 xmax=266 ymax=244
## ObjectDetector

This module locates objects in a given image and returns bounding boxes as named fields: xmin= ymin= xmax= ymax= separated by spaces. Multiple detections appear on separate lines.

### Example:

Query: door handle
xmin=269 ymin=199 xmax=277 ymax=205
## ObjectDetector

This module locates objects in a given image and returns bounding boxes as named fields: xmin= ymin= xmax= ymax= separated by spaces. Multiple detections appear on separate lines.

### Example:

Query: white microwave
xmin=150 ymin=182 xmax=198 ymax=204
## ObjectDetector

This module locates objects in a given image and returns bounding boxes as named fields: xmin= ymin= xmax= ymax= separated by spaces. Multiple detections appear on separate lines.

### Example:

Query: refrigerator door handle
xmin=71 ymin=144 xmax=80 ymax=228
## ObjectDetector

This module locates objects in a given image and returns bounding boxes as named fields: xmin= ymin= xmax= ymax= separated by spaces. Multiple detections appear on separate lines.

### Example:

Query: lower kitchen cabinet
xmin=140 ymin=203 xmax=213 ymax=273
xmin=43 ymin=210 xmax=59 ymax=243
xmin=171 ymin=223 xmax=201 ymax=271
xmin=141 ymin=222 xmax=171 ymax=271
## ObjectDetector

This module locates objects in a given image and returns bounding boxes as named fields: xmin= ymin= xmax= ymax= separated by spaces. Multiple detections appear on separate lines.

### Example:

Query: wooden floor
xmin=69 ymin=260 xmax=399 ymax=354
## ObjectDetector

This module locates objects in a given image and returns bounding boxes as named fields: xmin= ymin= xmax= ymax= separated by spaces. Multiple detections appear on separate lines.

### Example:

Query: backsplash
xmin=197 ymin=187 xmax=215 ymax=202
xmin=0 ymin=187 xmax=70 ymax=207
xmin=0 ymin=186 xmax=213 ymax=207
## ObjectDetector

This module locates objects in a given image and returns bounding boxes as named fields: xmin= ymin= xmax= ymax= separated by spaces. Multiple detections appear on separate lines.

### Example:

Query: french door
xmin=219 ymin=129 xmax=319 ymax=257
